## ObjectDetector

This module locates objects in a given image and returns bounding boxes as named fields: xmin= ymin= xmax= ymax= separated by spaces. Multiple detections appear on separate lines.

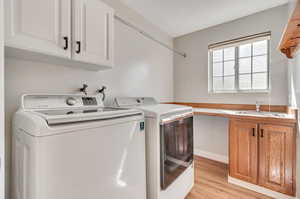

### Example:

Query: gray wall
xmin=194 ymin=116 xmax=229 ymax=162
xmin=174 ymin=5 xmax=288 ymax=105
xmin=4 ymin=0 xmax=174 ymax=198
xmin=174 ymin=5 xmax=289 ymax=161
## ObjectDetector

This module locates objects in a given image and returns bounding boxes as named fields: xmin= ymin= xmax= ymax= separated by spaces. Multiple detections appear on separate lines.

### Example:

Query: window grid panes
xmin=212 ymin=47 xmax=236 ymax=91
xmin=211 ymin=39 xmax=269 ymax=92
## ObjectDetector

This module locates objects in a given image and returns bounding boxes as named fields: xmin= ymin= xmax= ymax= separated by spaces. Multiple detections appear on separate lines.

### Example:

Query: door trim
xmin=0 ymin=0 xmax=5 ymax=198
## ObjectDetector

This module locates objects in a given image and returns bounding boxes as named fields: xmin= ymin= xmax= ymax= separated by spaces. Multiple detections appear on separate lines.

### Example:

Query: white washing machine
xmin=114 ymin=97 xmax=194 ymax=199
xmin=12 ymin=94 xmax=147 ymax=199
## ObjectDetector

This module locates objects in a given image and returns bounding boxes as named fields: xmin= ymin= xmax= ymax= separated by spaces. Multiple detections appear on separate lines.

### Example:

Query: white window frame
xmin=208 ymin=32 xmax=271 ymax=94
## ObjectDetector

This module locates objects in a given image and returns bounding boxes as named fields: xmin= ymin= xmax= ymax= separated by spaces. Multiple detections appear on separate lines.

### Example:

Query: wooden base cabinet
xmin=229 ymin=120 xmax=296 ymax=196
xmin=258 ymin=124 xmax=296 ymax=196
xmin=229 ymin=120 xmax=258 ymax=184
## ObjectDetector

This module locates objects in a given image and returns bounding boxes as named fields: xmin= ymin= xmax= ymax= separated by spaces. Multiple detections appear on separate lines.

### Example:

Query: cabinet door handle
xmin=260 ymin=129 xmax=264 ymax=138
xmin=252 ymin=128 xmax=255 ymax=137
xmin=76 ymin=41 xmax=81 ymax=54
xmin=63 ymin=36 xmax=68 ymax=50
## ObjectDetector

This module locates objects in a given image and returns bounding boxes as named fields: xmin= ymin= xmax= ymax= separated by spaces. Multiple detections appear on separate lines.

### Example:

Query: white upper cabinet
xmin=5 ymin=0 xmax=72 ymax=58
xmin=5 ymin=0 xmax=114 ymax=70
xmin=73 ymin=0 xmax=114 ymax=67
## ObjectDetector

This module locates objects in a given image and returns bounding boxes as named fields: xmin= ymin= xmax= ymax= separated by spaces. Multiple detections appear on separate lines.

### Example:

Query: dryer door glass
xmin=160 ymin=116 xmax=193 ymax=190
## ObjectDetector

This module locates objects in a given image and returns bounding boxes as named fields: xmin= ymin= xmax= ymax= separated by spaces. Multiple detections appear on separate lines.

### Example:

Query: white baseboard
xmin=194 ymin=149 xmax=228 ymax=164
xmin=228 ymin=176 xmax=297 ymax=199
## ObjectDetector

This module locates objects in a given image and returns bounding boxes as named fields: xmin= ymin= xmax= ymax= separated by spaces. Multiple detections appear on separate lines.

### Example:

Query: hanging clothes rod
xmin=114 ymin=15 xmax=187 ymax=58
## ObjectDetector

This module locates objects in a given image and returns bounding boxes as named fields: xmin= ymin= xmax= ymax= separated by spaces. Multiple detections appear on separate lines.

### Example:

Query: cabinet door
xmin=5 ymin=0 xmax=71 ymax=58
xmin=73 ymin=0 xmax=114 ymax=67
xmin=259 ymin=124 xmax=295 ymax=196
xmin=229 ymin=120 xmax=258 ymax=184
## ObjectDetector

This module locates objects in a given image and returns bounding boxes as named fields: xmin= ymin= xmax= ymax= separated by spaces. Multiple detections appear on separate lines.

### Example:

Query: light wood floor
xmin=185 ymin=156 xmax=274 ymax=199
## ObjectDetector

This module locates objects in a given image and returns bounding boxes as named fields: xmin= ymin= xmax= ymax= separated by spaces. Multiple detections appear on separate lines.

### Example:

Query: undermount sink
xmin=234 ymin=111 xmax=288 ymax=118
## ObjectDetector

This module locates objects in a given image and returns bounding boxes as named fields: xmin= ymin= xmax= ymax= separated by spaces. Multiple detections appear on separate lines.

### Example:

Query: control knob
xmin=66 ymin=97 xmax=77 ymax=106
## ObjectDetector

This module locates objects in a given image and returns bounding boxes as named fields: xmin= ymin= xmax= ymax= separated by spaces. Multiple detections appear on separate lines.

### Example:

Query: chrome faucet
xmin=97 ymin=86 xmax=107 ymax=102
xmin=79 ymin=84 xmax=88 ymax=95
xmin=256 ymin=101 xmax=261 ymax=112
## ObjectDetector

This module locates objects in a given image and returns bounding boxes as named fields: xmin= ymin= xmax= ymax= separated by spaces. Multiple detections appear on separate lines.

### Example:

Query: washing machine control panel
xmin=82 ymin=97 xmax=98 ymax=106
xmin=23 ymin=95 xmax=103 ymax=109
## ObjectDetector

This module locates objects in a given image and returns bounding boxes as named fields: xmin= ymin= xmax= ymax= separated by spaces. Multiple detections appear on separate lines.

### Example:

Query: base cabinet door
xmin=229 ymin=120 xmax=258 ymax=184
xmin=258 ymin=124 xmax=295 ymax=196
xmin=5 ymin=0 xmax=72 ymax=58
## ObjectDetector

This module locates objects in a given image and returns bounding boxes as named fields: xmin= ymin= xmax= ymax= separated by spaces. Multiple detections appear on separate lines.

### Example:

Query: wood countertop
xmin=193 ymin=108 xmax=297 ymax=124
xmin=164 ymin=102 xmax=298 ymax=125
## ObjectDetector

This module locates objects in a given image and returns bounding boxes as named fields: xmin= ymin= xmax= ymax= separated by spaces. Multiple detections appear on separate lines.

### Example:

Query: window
xmin=209 ymin=32 xmax=270 ymax=93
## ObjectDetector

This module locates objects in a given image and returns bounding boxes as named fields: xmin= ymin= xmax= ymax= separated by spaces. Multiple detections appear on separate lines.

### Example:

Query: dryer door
xmin=160 ymin=115 xmax=193 ymax=190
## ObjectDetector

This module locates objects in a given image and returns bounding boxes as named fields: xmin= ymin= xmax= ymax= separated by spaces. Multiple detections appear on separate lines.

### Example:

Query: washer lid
xmin=33 ymin=107 xmax=142 ymax=125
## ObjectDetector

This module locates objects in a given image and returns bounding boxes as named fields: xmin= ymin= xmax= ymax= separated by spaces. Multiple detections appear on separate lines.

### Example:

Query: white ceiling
xmin=119 ymin=0 xmax=288 ymax=37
